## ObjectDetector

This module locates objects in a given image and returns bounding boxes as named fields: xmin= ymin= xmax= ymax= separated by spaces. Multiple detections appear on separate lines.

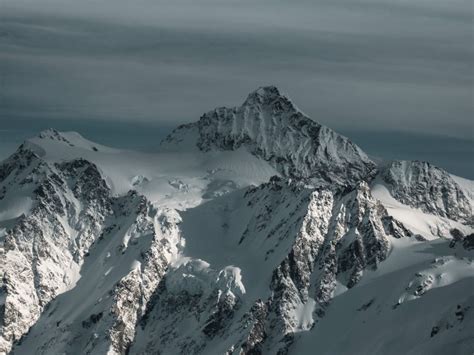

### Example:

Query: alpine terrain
xmin=0 ymin=87 xmax=472 ymax=355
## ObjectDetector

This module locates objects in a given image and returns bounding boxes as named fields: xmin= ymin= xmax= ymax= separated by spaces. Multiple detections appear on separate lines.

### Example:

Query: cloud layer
xmin=1 ymin=0 xmax=472 ymax=138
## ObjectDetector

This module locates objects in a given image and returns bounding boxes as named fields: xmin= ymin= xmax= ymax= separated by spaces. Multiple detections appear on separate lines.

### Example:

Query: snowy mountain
xmin=0 ymin=87 xmax=472 ymax=355
xmin=161 ymin=86 xmax=376 ymax=187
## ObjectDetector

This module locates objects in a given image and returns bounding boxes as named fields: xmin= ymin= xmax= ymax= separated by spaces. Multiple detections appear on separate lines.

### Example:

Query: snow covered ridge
xmin=380 ymin=160 xmax=472 ymax=224
xmin=161 ymin=86 xmax=376 ymax=187
xmin=0 ymin=86 xmax=473 ymax=354
xmin=128 ymin=178 xmax=400 ymax=354
xmin=161 ymin=85 xmax=471 ymax=224
xmin=0 ymin=145 xmax=182 ymax=354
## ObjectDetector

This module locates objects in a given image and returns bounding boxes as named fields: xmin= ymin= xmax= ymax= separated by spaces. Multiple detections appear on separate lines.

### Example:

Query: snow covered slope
xmin=292 ymin=237 xmax=474 ymax=355
xmin=22 ymin=128 xmax=278 ymax=209
xmin=378 ymin=160 xmax=472 ymax=224
xmin=0 ymin=87 xmax=473 ymax=355
xmin=161 ymin=86 xmax=376 ymax=187
xmin=130 ymin=178 xmax=411 ymax=354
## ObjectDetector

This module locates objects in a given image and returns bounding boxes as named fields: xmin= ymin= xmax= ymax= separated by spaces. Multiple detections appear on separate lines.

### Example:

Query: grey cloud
xmin=0 ymin=0 xmax=472 ymax=138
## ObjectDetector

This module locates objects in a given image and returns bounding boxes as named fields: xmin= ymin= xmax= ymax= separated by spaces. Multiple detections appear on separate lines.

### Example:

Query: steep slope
xmin=10 ymin=200 xmax=182 ymax=355
xmin=0 ymin=144 xmax=182 ymax=354
xmin=0 ymin=146 xmax=110 ymax=353
xmin=293 ymin=237 xmax=474 ymax=355
xmin=378 ymin=160 xmax=472 ymax=224
xmin=161 ymin=86 xmax=376 ymax=186
xmin=129 ymin=178 xmax=410 ymax=354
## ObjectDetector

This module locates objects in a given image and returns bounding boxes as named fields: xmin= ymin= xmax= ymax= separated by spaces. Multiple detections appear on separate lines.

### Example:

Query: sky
xmin=0 ymin=0 xmax=473 ymax=176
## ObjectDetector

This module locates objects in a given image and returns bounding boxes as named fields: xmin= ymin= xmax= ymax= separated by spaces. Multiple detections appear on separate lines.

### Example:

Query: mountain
xmin=161 ymin=86 xmax=376 ymax=187
xmin=379 ymin=160 xmax=472 ymax=223
xmin=0 ymin=87 xmax=472 ymax=355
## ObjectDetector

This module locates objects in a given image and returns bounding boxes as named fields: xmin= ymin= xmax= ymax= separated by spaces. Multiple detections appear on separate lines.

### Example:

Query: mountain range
xmin=0 ymin=86 xmax=472 ymax=355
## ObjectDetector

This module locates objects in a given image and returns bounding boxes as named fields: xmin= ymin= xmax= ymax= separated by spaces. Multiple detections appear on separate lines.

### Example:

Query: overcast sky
xmin=1 ymin=0 xmax=472 ymax=138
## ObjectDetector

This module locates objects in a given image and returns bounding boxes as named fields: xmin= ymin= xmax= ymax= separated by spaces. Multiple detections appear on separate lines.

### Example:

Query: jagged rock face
xmin=449 ymin=229 xmax=474 ymax=251
xmin=131 ymin=179 xmax=317 ymax=354
xmin=248 ymin=182 xmax=392 ymax=354
xmin=332 ymin=183 xmax=391 ymax=288
xmin=162 ymin=86 xmax=376 ymax=186
xmin=0 ymin=145 xmax=41 ymax=186
xmin=381 ymin=160 xmax=472 ymax=224
xmin=105 ymin=206 xmax=182 ymax=355
xmin=132 ymin=260 xmax=245 ymax=355
xmin=129 ymin=179 xmax=396 ymax=355
xmin=0 ymin=149 xmax=112 ymax=353
xmin=11 ymin=200 xmax=182 ymax=355
xmin=0 ymin=146 xmax=182 ymax=354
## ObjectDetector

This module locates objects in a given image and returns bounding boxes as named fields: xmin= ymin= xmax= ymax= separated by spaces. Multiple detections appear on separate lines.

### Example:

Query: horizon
xmin=1 ymin=111 xmax=473 ymax=179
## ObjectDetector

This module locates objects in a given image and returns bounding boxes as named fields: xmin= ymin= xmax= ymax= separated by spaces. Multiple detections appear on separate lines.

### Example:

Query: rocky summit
xmin=0 ymin=87 xmax=472 ymax=355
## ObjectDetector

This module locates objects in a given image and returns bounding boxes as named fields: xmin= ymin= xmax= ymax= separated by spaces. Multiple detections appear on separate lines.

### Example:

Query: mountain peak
xmin=161 ymin=86 xmax=375 ymax=186
xmin=25 ymin=129 xmax=118 ymax=155
xmin=380 ymin=159 xmax=472 ymax=222
xmin=246 ymin=85 xmax=281 ymax=100
xmin=242 ymin=85 xmax=298 ymax=115
xmin=36 ymin=128 xmax=72 ymax=143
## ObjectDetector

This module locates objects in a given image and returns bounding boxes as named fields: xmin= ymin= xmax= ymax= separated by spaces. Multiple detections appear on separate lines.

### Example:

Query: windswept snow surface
xmin=371 ymin=180 xmax=471 ymax=240
xmin=25 ymin=129 xmax=278 ymax=210
xmin=451 ymin=174 xmax=474 ymax=201
xmin=293 ymin=237 xmax=474 ymax=355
